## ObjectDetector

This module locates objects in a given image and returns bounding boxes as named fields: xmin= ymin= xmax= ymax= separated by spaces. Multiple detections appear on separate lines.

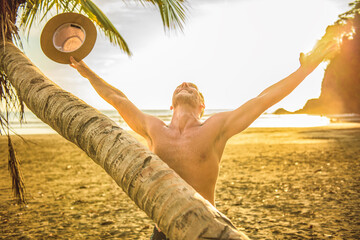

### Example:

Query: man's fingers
xmin=311 ymin=40 xmax=339 ymax=60
xmin=69 ymin=56 xmax=80 ymax=66
xmin=299 ymin=52 xmax=305 ymax=63
xmin=69 ymin=56 xmax=88 ymax=68
xmin=318 ymin=40 xmax=338 ymax=53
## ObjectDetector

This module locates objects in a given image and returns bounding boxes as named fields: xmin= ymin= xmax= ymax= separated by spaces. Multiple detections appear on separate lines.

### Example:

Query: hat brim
xmin=41 ymin=13 xmax=97 ymax=64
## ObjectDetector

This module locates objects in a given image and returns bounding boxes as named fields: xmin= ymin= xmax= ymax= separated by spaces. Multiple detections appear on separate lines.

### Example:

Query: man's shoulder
xmin=146 ymin=114 xmax=167 ymax=126
xmin=196 ymin=112 xmax=230 ymax=136
xmin=201 ymin=111 xmax=230 ymax=126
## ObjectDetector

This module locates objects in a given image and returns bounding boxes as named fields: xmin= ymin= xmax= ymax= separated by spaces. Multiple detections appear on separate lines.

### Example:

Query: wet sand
xmin=1 ymin=124 xmax=360 ymax=239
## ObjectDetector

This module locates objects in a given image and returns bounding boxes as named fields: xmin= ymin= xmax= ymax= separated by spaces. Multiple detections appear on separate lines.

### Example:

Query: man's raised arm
xmin=69 ymin=57 xmax=162 ymax=140
xmin=218 ymin=42 xmax=338 ymax=139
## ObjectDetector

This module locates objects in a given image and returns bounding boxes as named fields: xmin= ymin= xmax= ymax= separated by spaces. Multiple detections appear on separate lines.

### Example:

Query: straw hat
xmin=40 ymin=12 xmax=97 ymax=64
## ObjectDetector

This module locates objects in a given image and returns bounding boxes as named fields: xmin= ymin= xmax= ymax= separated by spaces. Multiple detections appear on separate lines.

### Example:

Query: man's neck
xmin=169 ymin=106 xmax=202 ymax=133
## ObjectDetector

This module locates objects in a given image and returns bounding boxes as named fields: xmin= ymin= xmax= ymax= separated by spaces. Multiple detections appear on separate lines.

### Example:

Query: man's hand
xmin=69 ymin=56 xmax=93 ymax=79
xmin=299 ymin=40 xmax=339 ymax=74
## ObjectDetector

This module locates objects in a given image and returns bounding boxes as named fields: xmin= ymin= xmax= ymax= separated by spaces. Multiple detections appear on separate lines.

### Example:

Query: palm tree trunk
xmin=0 ymin=41 xmax=250 ymax=240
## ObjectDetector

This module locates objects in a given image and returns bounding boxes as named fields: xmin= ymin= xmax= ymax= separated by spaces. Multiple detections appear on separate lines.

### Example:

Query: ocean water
xmin=3 ymin=109 xmax=337 ymax=135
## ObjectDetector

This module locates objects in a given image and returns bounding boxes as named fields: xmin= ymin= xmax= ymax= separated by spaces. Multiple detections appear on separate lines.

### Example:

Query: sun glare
xmin=250 ymin=114 xmax=331 ymax=128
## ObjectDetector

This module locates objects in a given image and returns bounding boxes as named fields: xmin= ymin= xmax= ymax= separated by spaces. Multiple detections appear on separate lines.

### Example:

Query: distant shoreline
xmin=273 ymin=108 xmax=360 ymax=123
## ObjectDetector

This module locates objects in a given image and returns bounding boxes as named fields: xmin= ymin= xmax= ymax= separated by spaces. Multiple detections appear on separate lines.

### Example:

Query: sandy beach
xmin=1 ymin=124 xmax=360 ymax=239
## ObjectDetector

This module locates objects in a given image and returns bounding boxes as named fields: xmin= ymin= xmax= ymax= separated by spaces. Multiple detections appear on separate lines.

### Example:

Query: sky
xmin=20 ymin=0 xmax=350 ymax=112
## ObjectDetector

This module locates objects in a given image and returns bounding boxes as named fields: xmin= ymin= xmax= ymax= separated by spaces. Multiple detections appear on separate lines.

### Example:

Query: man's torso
xmin=146 ymin=116 xmax=227 ymax=205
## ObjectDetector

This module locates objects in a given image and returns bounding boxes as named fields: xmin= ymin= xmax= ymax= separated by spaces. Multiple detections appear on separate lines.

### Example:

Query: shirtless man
xmin=70 ymin=41 xmax=336 ymax=239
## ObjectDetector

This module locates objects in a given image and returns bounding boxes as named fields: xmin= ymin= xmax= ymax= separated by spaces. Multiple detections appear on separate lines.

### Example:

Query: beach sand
xmin=1 ymin=124 xmax=360 ymax=239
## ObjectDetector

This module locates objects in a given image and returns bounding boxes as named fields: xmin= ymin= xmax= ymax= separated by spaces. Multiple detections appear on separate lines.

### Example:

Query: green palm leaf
xmin=135 ymin=0 xmax=187 ymax=31
xmin=79 ymin=0 xmax=131 ymax=55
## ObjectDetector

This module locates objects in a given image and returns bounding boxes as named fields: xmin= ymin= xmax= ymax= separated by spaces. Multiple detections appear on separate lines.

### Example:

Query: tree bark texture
xmin=0 ymin=42 xmax=250 ymax=240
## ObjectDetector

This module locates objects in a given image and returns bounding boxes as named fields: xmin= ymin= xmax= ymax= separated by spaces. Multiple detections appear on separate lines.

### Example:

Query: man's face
xmin=172 ymin=82 xmax=204 ymax=109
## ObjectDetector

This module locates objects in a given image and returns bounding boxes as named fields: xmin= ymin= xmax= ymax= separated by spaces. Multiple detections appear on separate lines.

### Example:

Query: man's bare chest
xmin=154 ymin=136 xmax=208 ymax=161
xmin=149 ymin=127 xmax=220 ymax=166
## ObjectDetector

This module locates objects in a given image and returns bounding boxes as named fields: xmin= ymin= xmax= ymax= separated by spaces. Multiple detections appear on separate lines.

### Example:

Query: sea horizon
xmin=3 ymin=109 xmax=360 ymax=135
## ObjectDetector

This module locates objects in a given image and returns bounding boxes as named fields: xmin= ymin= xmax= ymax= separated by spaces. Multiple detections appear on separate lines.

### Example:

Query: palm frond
xmin=0 ymin=0 xmax=27 ymax=204
xmin=135 ymin=0 xmax=187 ymax=31
xmin=0 ymin=70 xmax=25 ymax=134
xmin=8 ymin=134 xmax=27 ymax=205
xmin=0 ymin=0 xmax=24 ymax=49
xmin=0 ymin=69 xmax=26 ymax=204
xmin=79 ymin=0 xmax=131 ymax=55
